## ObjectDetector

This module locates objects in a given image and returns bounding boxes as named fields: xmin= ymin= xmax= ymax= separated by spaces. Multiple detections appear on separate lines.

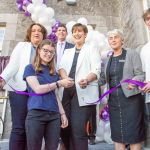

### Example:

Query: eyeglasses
xmin=42 ymin=48 xmax=55 ymax=56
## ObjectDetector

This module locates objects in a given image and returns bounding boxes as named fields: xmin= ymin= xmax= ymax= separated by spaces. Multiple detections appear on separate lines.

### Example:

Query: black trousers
xmin=9 ymin=91 xmax=28 ymax=150
xmin=88 ymin=107 xmax=96 ymax=140
xmin=145 ymin=103 xmax=150 ymax=148
xmin=26 ymin=110 xmax=60 ymax=150
xmin=61 ymin=87 xmax=96 ymax=150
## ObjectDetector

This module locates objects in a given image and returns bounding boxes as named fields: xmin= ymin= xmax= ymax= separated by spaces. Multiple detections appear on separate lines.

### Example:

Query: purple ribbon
xmin=0 ymin=76 xmax=43 ymax=96
xmin=87 ymin=79 xmax=146 ymax=104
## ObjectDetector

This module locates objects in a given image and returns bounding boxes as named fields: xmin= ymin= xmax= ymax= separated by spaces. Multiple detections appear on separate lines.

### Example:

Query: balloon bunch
xmin=16 ymin=0 xmax=32 ymax=16
xmin=16 ymin=0 xmax=56 ymax=35
xmin=96 ymin=104 xmax=113 ymax=144
xmin=47 ymin=21 xmax=61 ymax=43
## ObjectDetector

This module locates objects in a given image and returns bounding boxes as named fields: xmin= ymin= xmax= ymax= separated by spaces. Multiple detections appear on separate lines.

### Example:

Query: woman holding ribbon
xmin=23 ymin=39 xmax=72 ymax=150
xmin=0 ymin=23 xmax=47 ymax=150
xmin=58 ymin=23 xmax=101 ymax=150
xmin=100 ymin=29 xmax=145 ymax=150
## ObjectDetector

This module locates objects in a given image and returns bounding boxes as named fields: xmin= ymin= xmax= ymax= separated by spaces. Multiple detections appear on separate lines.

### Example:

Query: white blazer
xmin=59 ymin=42 xmax=101 ymax=106
xmin=1 ymin=42 xmax=32 ymax=91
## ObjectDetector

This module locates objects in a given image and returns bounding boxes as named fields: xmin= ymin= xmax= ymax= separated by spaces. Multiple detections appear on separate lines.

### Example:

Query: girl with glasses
xmin=23 ymin=39 xmax=74 ymax=150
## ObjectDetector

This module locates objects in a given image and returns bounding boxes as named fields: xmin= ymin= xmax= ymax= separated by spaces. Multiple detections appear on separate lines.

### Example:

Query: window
xmin=0 ymin=24 xmax=6 ymax=55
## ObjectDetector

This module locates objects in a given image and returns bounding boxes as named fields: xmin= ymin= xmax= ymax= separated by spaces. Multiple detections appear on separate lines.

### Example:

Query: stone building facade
xmin=0 ymin=0 xmax=149 ymax=138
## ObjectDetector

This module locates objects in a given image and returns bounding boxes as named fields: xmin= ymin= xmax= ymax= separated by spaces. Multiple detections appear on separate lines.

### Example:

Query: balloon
xmin=100 ymin=105 xmax=109 ymax=122
xmin=96 ymin=120 xmax=105 ymax=141
xmin=26 ymin=3 xmax=34 ymax=13
xmin=34 ymin=5 xmax=44 ymax=16
xmin=45 ymin=26 xmax=52 ymax=35
xmin=23 ymin=0 xmax=30 ymax=6
xmin=87 ymin=25 xmax=93 ymax=32
xmin=52 ymin=26 xmax=58 ymax=32
xmin=77 ymin=17 xmax=88 ymax=25
xmin=38 ymin=16 xmax=50 ymax=26
xmin=24 ymin=10 xmax=31 ymax=16
xmin=104 ymin=122 xmax=113 ymax=144
xmin=32 ymin=0 xmax=43 ymax=5
xmin=66 ymin=21 xmax=76 ymax=34
xmin=16 ymin=0 xmax=23 ymax=3
xmin=17 ymin=3 xmax=24 ymax=11
xmin=31 ymin=13 xmax=39 ymax=22
xmin=49 ymin=18 xmax=56 ymax=26
xmin=66 ymin=34 xmax=74 ymax=44
xmin=44 ymin=7 xmax=55 ymax=19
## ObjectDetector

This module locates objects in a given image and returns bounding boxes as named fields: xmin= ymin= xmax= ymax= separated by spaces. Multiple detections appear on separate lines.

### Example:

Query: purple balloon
xmin=24 ymin=11 xmax=31 ymax=16
xmin=52 ymin=26 xmax=58 ymax=32
xmin=23 ymin=0 xmax=30 ymax=6
xmin=43 ymin=0 xmax=47 ymax=4
xmin=100 ymin=106 xmax=109 ymax=122
xmin=16 ymin=0 xmax=23 ymax=4
xmin=17 ymin=3 xmax=24 ymax=11
xmin=54 ymin=21 xmax=61 ymax=27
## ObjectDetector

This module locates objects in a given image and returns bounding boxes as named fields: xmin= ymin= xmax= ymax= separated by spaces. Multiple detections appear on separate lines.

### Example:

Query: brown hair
xmin=33 ymin=39 xmax=56 ymax=75
xmin=72 ymin=23 xmax=88 ymax=34
xmin=25 ymin=23 xmax=47 ymax=42
xmin=142 ymin=8 xmax=150 ymax=21
xmin=57 ymin=24 xmax=67 ymax=32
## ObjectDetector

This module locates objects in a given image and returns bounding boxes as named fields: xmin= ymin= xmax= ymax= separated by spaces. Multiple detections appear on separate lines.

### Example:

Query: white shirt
xmin=56 ymin=41 xmax=66 ymax=70
xmin=140 ymin=41 xmax=150 ymax=103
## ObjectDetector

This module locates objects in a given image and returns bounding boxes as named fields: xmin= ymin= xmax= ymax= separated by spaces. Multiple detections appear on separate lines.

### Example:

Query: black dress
xmin=108 ymin=51 xmax=145 ymax=144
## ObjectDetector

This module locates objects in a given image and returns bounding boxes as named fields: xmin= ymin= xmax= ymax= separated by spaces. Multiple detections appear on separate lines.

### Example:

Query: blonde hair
xmin=107 ymin=29 xmax=124 ymax=40
xmin=33 ymin=39 xmax=56 ymax=75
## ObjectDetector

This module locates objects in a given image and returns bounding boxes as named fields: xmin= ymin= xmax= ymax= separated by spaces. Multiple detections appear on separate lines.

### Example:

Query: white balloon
xmin=44 ymin=7 xmax=55 ymax=19
xmin=104 ymin=122 xmax=113 ymax=144
xmin=66 ymin=34 xmax=74 ymax=44
xmin=77 ymin=17 xmax=88 ymax=25
xmin=27 ymin=3 xmax=34 ymax=13
xmin=38 ymin=16 xmax=50 ymax=26
xmin=96 ymin=120 xmax=105 ymax=141
xmin=45 ymin=26 xmax=52 ymax=35
xmin=66 ymin=21 xmax=76 ymax=34
xmin=87 ymin=25 xmax=93 ymax=32
xmin=34 ymin=5 xmax=44 ymax=16
xmin=32 ymin=0 xmax=43 ymax=5
xmin=31 ymin=14 xmax=39 ymax=22
xmin=85 ymin=30 xmax=93 ymax=42
xmin=49 ymin=18 xmax=56 ymax=26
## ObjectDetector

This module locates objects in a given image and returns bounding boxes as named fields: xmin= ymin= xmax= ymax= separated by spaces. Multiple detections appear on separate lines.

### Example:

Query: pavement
xmin=0 ymin=139 xmax=149 ymax=150
xmin=0 ymin=139 xmax=114 ymax=150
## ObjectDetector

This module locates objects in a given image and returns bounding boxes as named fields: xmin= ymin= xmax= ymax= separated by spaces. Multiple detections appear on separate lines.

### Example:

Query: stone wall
xmin=121 ymin=0 xmax=147 ymax=51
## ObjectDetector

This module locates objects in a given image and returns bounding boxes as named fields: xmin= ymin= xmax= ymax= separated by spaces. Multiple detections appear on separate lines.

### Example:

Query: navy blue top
xmin=23 ymin=64 xmax=59 ymax=112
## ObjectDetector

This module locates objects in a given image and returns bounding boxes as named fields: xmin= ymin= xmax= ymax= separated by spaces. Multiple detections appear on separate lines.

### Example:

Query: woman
xmin=23 ymin=39 xmax=72 ymax=150
xmin=58 ymin=23 xmax=101 ymax=150
xmin=100 ymin=29 xmax=145 ymax=150
xmin=0 ymin=23 xmax=47 ymax=150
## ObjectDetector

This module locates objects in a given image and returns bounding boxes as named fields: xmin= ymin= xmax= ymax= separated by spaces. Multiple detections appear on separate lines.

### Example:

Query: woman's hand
xmin=78 ymin=79 xmax=88 ymax=89
xmin=59 ymin=78 xmax=74 ymax=88
xmin=60 ymin=113 xmax=68 ymax=128
xmin=127 ymin=83 xmax=136 ymax=90
xmin=0 ymin=79 xmax=6 ymax=89
xmin=141 ymin=82 xmax=150 ymax=93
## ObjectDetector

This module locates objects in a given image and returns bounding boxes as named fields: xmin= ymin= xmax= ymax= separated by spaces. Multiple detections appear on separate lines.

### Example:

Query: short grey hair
xmin=107 ymin=29 xmax=124 ymax=40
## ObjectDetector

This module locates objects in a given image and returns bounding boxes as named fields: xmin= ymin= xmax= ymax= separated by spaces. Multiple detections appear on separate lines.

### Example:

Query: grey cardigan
xmin=99 ymin=49 xmax=144 ymax=98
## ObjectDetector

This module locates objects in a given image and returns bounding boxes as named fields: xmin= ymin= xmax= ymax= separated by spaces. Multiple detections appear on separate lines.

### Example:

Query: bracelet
xmin=56 ymin=81 xmax=59 ymax=88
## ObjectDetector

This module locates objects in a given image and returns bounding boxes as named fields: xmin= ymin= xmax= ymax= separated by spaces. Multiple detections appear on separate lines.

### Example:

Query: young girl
xmin=23 ymin=39 xmax=74 ymax=150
